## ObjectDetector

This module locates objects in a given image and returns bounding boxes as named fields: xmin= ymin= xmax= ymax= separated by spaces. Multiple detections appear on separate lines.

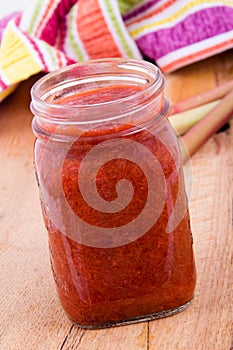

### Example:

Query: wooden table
xmin=1 ymin=51 xmax=232 ymax=350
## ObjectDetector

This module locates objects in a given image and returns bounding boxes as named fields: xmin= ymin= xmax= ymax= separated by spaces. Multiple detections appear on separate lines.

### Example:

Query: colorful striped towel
xmin=1 ymin=0 xmax=233 ymax=102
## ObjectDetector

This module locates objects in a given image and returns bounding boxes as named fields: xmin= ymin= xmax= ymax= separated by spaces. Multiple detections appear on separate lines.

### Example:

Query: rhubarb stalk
xmin=181 ymin=88 xmax=233 ymax=162
xmin=169 ymin=100 xmax=219 ymax=135
xmin=170 ymin=79 xmax=233 ymax=115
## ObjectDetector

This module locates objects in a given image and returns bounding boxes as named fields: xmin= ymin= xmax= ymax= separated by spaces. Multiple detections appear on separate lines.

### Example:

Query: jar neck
xmin=30 ymin=59 xmax=169 ymax=139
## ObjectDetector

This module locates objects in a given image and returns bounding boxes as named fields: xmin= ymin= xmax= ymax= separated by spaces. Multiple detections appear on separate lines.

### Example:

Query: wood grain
xmin=0 ymin=52 xmax=232 ymax=350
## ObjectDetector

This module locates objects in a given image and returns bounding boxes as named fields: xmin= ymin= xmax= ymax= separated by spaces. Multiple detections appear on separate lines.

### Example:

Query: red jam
xmin=35 ymin=85 xmax=196 ymax=328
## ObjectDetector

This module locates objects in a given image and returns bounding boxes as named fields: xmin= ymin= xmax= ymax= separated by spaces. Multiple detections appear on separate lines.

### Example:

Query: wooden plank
xmin=149 ymin=122 xmax=233 ymax=350
xmin=165 ymin=54 xmax=217 ymax=102
xmin=62 ymin=323 xmax=148 ymax=350
xmin=0 ymin=80 xmax=73 ymax=350
xmin=213 ymin=50 xmax=233 ymax=85
xmin=154 ymin=51 xmax=233 ymax=350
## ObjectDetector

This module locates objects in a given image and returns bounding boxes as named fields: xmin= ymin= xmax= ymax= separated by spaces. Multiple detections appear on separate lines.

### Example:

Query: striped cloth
xmin=1 ymin=0 xmax=233 ymax=102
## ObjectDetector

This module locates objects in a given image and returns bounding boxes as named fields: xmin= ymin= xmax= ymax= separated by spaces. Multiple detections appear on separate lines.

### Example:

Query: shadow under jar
xmin=30 ymin=58 xmax=196 ymax=329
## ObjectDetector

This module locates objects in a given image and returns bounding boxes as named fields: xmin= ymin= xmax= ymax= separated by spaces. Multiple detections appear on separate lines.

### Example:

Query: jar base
xmin=71 ymin=299 xmax=193 ymax=329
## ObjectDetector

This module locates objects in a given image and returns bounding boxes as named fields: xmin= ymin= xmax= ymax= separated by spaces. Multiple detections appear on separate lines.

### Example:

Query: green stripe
xmin=27 ymin=0 xmax=44 ymax=34
xmin=68 ymin=7 xmax=86 ymax=62
xmin=118 ymin=0 xmax=144 ymax=15
xmin=103 ymin=0 xmax=137 ymax=58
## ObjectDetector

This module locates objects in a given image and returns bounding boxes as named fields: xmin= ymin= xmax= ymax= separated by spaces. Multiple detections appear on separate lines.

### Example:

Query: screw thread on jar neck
xmin=31 ymin=59 xmax=169 ymax=139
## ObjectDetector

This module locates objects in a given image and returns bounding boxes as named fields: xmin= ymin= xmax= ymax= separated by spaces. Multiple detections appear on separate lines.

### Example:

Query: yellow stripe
xmin=0 ymin=26 xmax=41 ymax=84
xmin=129 ymin=0 xmax=233 ymax=37
xmin=0 ymin=84 xmax=18 ymax=102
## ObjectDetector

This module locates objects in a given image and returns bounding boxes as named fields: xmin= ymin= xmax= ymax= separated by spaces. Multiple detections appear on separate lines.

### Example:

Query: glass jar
xmin=30 ymin=58 xmax=196 ymax=329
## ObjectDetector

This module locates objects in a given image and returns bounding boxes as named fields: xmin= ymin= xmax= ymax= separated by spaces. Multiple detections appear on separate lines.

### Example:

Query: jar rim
xmin=30 ymin=58 xmax=166 ymax=125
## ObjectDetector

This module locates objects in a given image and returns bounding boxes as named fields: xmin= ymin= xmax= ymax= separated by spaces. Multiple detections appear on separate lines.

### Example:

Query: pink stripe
xmin=123 ymin=0 xmax=160 ymax=22
xmin=0 ymin=80 xmax=8 ymax=89
xmin=24 ymin=32 xmax=49 ymax=71
xmin=0 ymin=12 xmax=21 ymax=43
xmin=39 ymin=0 xmax=76 ymax=48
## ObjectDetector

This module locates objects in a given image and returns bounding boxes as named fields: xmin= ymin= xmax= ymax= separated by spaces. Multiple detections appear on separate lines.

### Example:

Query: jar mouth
xmin=30 ymin=58 xmax=166 ymax=125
